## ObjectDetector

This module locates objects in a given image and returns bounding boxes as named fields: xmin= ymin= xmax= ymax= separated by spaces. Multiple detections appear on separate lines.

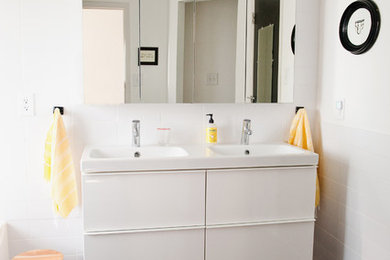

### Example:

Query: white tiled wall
xmin=0 ymin=223 xmax=9 ymax=260
xmin=314 ymin=0 xmax=390 ymax=259
xmin=0 ymin=0 xmax=320 ymax=259
xmin=2 ymin=103 xmax=296 ymax=260
xmin=314 ymin=124 xmax=390 ymax=260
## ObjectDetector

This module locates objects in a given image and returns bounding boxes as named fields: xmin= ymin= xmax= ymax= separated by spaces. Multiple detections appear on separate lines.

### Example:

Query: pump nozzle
xmin=206 ymin=114 xmax=214 ymax=124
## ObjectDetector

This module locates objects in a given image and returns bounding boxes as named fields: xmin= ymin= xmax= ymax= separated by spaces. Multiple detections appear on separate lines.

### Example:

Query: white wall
xmin=83 ymin=9 xmax=125 ymax=105
xmin=167 ymin=0 xmax=185 ymax=103
xmin=0 ymin=223 xmax=9 ymax=260
xmin=193 ymin=0 xmax=238 ymax=103
xmin=0 ymin=0 xmax=319 ymax=259
xmin=0 ymin=0 xmax=84 ymax=259
xmin=138 ymin=0 xmax=170 ymax=103
xmin=183 ymin=2 xmax=194 ymax=103
xmin=81 ymin=0 xmax=140 ymax=103
xmin=278 ymin=0 xmax=296 ymax=103
xmin=313 ymin=0 xmax=390 ymax=259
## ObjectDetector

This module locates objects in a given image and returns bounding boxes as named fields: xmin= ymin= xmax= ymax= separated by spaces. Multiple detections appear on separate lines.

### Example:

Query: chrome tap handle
xmin=243 ymin=119 xmax=251 ymax=132
xmin=241 ymin=119 xmax=252 ymax=145
xmin=132 ymin=120 xmax=140 ymax=147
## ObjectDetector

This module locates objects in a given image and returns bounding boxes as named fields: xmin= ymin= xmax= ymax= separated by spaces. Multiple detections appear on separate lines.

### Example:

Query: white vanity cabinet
xmin=205 ymin=167 xmax=316 ymax=260
xmin=206 ymin=167 xmax=316 ymax=225
xmin=84 ymin=228 xmax=205 ymax=260
xmin=83 ymin=170 xmax=205 ymax=232
xmin=82 ymin=144 xmax=318 ymax=260
xmin=206 ymin=221 xmax=314 ymax=260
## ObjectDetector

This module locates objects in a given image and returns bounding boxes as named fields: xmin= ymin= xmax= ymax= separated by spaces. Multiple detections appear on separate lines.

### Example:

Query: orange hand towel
xmin=44 ymin=108 xmax=78 ymax=218
xmin=288 ymin=108 xmax=320 ymax=208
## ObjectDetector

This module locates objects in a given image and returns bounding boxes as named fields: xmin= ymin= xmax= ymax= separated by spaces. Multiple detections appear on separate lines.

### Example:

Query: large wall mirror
xmin=82 ymin=0 xmax=296 ymax=104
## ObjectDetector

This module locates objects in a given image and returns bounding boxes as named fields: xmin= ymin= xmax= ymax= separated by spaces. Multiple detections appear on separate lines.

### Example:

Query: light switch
xmin=336 ymin=100 xmax=343 ymax=110
xmin=334 ymin=99 xmax=345 ymax=120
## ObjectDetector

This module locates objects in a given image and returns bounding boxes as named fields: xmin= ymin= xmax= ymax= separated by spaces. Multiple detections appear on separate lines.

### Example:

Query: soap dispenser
xmin=206 ymin=114 xmax=217 ymax=144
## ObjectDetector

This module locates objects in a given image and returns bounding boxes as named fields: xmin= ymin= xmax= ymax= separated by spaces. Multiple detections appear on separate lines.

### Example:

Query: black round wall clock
xmin=291 ymin=25 xmax=296 ymax=55
xmin=339 ymin=0 xmax=381 ymax=55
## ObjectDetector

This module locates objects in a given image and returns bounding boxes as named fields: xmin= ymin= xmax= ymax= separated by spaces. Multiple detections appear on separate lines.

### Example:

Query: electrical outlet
xmin=19 ymin=94 xmax=35 ymax=116
xmin=206 ymin=73 xmax=218 ymax=86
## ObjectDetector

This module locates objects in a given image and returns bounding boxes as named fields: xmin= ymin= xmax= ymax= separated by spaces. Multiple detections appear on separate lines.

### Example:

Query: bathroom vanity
xmin=81 ymin=143 xmax=318 ymax=260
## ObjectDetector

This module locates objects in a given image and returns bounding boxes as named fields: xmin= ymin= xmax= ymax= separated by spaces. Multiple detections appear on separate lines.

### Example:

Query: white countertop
xmin=81 ymin=143 xmax=319 ymax=173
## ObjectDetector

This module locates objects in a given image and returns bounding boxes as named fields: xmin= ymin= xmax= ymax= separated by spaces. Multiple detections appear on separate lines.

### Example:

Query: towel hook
xmin=53 ymin=106 xmax=64 ymax=115
xmin=295 ymin=106 xmax=304 ymax=114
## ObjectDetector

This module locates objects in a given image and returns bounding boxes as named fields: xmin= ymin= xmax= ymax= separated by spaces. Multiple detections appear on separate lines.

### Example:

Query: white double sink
xmin=81 ymin=143 xmax=318 ymax=173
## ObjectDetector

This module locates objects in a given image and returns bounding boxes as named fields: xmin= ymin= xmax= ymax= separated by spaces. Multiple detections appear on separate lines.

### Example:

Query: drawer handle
xmin=206 ymin=219 xmax=316 ymax=230
xmin=85 ymin=225 xmax=205 ymax=236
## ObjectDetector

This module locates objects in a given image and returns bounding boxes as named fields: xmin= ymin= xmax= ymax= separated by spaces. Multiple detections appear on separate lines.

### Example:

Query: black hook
xmin=295 ymin=106 xmax=304 ymax=114
xmin=53 ymin=106 xmax=64 ymax=115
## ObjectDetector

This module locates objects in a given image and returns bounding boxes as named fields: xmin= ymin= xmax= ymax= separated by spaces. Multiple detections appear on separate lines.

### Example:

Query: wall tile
xmin=1 ymin=0 xmax=320 ymax=257
xmin=160 ymin=105 xmax=204 ymax=145
xmin=315 ymin=122 xmax=390 ymax=259
xmin=8 ymin=237 xmax=79 ymax=258
xmin=203 ymin=104 xmax=245 ymax=144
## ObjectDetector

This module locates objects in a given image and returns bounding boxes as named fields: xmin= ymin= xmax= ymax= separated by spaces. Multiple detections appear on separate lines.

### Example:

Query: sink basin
xmin=81 ymin=143 xmax=318 ymax=173
xmin=208 ymin=144 xmax=307 ymax=157
xmin=89 ymin=146 xmax=189 ymax=159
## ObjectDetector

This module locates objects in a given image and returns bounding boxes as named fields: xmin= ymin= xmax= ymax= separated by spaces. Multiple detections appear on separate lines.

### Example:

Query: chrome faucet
xmin=241 ymin=119 xmax=252 ymax=145
xmin=132 ymin=120 xmax=140 ymax=147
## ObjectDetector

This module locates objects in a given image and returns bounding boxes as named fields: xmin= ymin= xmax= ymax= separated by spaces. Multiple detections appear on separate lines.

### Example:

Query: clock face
xmin=347 ymin=8 xmax=372 ymax=46
xmin=339 ymin=0 xmax=380 ymax=55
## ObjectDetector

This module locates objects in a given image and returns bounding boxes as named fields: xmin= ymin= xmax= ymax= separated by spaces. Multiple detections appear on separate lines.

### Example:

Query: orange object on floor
xmin=12 ymin=250 xmax=63 ymax=260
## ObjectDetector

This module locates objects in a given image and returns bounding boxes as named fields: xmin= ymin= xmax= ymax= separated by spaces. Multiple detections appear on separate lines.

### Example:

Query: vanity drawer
xmin=84 ymin=228 xmax=204 ymax=260
xmin=206 ymin=221 xmax=314 ymax=260
xmin=83 ymin=170 xmax=205 ymax=232
xmin=206 ymin=167 xmax=316 ymax=225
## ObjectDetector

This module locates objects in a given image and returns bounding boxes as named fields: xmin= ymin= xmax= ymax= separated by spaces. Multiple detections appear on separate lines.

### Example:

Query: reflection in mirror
xmin=175 ymin=0 xmax=195 ymax=103
xmin=191 ymin=0 xmax=239 ymax=103
xmin=141 ymin=0 xmax=246 ymax=103
xmin=137 ymin=0 xmax=197 ymax=103
xmin=137 ymin=0 xmax=171 ymax=103
xmin=83 ymin=0 xmax=140 ymax=104
xmin=82 ymin=0 xmax=296 ymax=104
xmin=83 ymin=8 xmax=125 ymax=104
xmin=246 ymin=0 xmax=296 ymax=103
xmin=136 ymin=0 xmax=196 ymax=103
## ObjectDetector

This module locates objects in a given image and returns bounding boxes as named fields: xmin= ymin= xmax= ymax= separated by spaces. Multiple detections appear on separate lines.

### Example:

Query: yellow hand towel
xmin=44 ymin=108 xmax=78 ymax=218
xmin=288 ymin=108 xmax=320 ymax=208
